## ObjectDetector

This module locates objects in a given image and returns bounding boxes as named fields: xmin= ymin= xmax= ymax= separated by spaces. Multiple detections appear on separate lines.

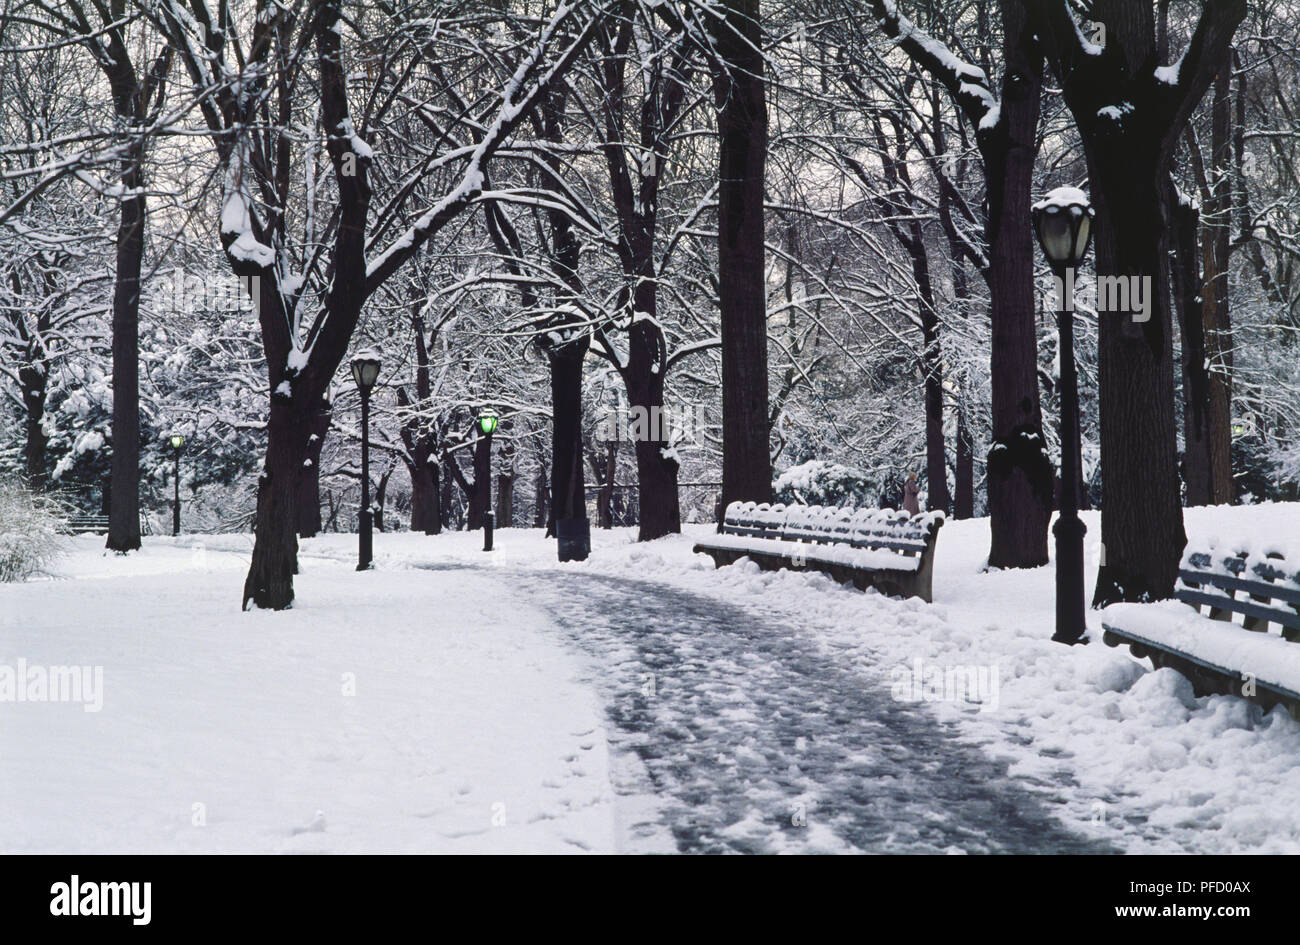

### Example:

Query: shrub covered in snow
xmin=773 ymin=460 xmax=883 ymax=508
xmin=0 ymin=483 xmax=63 ymax=582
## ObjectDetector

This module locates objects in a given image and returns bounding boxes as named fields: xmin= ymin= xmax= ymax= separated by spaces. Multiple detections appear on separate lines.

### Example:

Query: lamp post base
xmin=1052 ymin=514 xmax=1088 ymax=645
xmin=357 ymin=509 xmax=374 ymax=571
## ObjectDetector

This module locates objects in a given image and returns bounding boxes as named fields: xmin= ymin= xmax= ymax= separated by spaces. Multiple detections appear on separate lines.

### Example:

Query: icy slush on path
xmin=478 ymin=565 xmax=1117 ymax=854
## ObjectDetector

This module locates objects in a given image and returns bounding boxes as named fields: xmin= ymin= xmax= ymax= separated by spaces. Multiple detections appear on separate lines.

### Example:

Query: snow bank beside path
xmin=2 ymin=540 xmax=639 ymax=854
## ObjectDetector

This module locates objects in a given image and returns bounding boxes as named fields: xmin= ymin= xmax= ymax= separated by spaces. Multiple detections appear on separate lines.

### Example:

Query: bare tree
xmin=150 ymin=0 xmax=608 ymax=608
xmin=1033 ymin=0 xmax=1246 ymax=604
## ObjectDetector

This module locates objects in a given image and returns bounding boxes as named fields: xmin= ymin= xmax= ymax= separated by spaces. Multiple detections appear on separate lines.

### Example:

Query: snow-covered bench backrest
xmin=1177 ymin=543 xmax=1300 ymax=639
xmin=721 ymin=501 xmax=944 ymax=555
xmin=852 ymin=508 xmax=944 ymax=553
xmin=781 ymin=505 xmax=837 ymax=542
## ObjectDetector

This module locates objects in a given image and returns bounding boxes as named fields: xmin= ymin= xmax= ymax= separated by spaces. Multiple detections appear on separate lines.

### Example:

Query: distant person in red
xmin=902 ymin=472 xmax=920 ymax=516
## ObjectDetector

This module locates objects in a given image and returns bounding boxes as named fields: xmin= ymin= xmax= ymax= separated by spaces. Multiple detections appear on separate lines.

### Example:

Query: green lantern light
xmin=478 ymin=410 xmax=499 ymax=436
xmin=169 ymin=433 xmax=185 ymax=449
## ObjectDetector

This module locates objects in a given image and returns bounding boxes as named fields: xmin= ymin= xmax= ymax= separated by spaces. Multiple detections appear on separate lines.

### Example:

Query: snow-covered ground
xmin=5 ymin=502 xmax=1300 ymax=853
xmin=1 ymin=539 xmax=668 ymax=853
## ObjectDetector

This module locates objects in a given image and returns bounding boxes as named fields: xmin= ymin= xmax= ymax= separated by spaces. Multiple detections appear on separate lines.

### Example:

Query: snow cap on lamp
xmin=1032 ymin=186 xmax=1094 ymax=268
xmin=350 ymin=349 xmax=382 ymax=391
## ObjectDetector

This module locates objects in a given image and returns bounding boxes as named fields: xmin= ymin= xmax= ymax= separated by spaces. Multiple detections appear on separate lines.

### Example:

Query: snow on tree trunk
xmin=1172 ymin=185 xmax=1214 ymax=506
xmin=21 ymin=365 xmax=48 ymax=490
xmin=625 ymin=323 xmax=680 ymax=541
xmin=296 ymin=396 xmax=331 ymax=538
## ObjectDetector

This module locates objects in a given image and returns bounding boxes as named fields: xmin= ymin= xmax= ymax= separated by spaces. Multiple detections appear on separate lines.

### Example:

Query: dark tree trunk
xmin=1201 ymin=58 xmax=1234 ymax=504
xmin=597 ymin=441 xmax=617 ymax=529
xmin=634 ymin=437 xmax=680 ymax=540
xmin=534 ymin=464 xmax=548 ymax=529
xmin=550 ymin=341 xmax=588 ymax=525
xmin=496 ymin=472 xmax=514 ymax=528
xmin=918 ymin=280 xmax=951 ymax=514
xmin=626 ymin=324 xmax=680 ymax=541
xmin=873 ymin=107 xmax=951 ymax=516
xmin=460 ymin=469 xmax=481 ymax=530
xmin=440 ymin=470 xmax=459 ymax=531
xmin=106 ymin=153 xmax=145 ymax=552
xmin=955 ymin=405 xmax=975 ymax=519
xmin=1032 ymin=0 xmax=1244 ymax=608
xmin=243 ymin=398 xmax=310 ymax=609
xmin=324 ymin=490 xmax=340 ymax=532
xmin=986 ymin=3 xmax=1051 ymax=567
xmin=1089 ymin=157 xmax=1187 ymax=605
xmin=586 ymin=22 xmax=683 ymax=541
xmin=470 ymin=434 xmax=491 ymax=530
xmin=866 ymin=0 xmax=1050 ymax=564
xmin=713 ymin=0 xmax=771 ymax=510
xmin=532 ymin=83 xmax=590 ymax=552
xmin=242 ymin=232 xmax=333 ymax=606
xmin=444 ymin=434 xmax=484 ymax=530
xmin=373 ymin=467 xmax=390 ymax=532
xmin=944 ymin=163 xmax=976 ymax=524
xmin=77 ymin=14 xmax=168 ymax=553
xmin=221 ymin=0 xmax=562 ymax=607
xmin=296 ymin=395 xmax=331 ymax=537
xmin=408 ymin=459 xmax=441 ymax=534
xmin=399 ymin=307 xmax=443 ymax=535
xmin=21 ymin=366 xmax=48 ymax=489
xmin=1172 ymin=188 xmax=1213 ymax=506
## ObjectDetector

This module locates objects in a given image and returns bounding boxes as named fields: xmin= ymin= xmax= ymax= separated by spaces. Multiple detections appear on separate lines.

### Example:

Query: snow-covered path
xmin=422 ymin=562 xmax=1115 ymax=854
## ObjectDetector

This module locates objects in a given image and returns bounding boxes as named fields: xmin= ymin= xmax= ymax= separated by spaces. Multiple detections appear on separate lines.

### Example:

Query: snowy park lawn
xmin=1 ymin=539 xmax=655 ymax=854
xmin=5 ymin=501 xmax=1300 ymax=853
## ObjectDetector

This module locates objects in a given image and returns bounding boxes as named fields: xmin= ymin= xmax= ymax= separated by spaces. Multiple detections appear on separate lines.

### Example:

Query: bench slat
xmin=1177 ymin=589 xmax=1300 ymax=633
xmin=1178 ymin=568 xmax=1300 ymax=610
xmin=853 ymin=537 xmax=927 ymax=552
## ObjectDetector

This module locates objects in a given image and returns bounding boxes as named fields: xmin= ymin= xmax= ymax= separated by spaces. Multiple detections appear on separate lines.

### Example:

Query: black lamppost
xmin=477 ymin=409 xmax=498 ymax=552
xmin=168 ymin=433 xmax=184 ymax=536
xmin=1032 ymin=186 xmax=1095 ymax=646
xmin=351 ymin=351 xmax=381 ymax=571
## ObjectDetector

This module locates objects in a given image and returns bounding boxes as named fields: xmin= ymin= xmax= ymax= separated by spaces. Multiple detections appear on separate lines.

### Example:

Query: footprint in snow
xmin=290 ymin=810 xmax=326 ymax=835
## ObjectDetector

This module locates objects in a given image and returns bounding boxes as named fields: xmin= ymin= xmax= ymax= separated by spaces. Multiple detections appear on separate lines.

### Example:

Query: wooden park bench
xmin=692 ymin=501 xmax=945 ymax=603
xmin=1102 ymin=543 xmax=1300 ymax=717
xmin=61 ymin=513 xmax=153 ymax=536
